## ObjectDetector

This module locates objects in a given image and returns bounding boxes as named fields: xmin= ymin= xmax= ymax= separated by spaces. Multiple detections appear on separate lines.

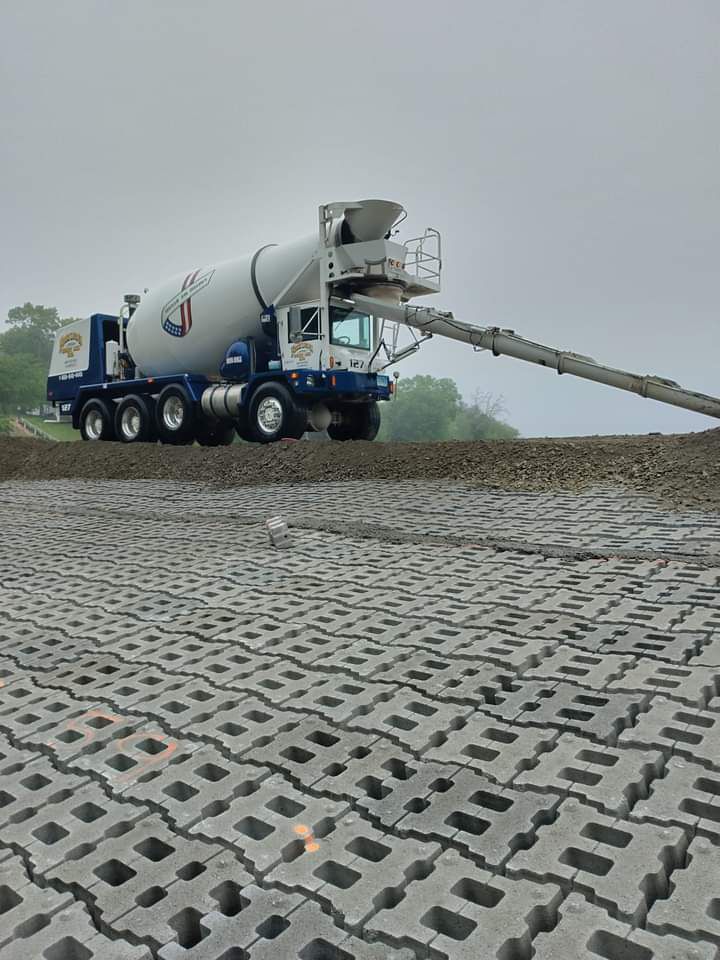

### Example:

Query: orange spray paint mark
xmin=112 ymin=730 xmax=178 ymax=783
xmin=46 ymin=708 xmax=123 ymax=750
xmin=293 ymin=823 xmax=319 ymax=852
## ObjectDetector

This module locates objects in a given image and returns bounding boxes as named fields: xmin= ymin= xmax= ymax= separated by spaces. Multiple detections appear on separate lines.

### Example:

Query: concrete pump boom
xmin=353 ymin=295 xmax=720 ymax=422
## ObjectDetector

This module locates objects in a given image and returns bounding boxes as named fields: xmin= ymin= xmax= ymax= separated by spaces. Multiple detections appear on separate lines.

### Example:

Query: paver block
xmin=320 ymin=639 xmax=411 ymax=678
xmin=608 ymin=660 xmax=720 ymax=708
xmin=5 ymin=781 xmax=149 ymax=875
xmin=190 ymin=773 xmax=349 ymax=874
xmin=365 ymin=848 xmax=563 ymax=959
xmin=381 ymin=651 xmax=507 ymax=704
xmin=72 ymin=726 xmax=197 ymax=791
xmin=514 ymin=733 xmax=664 ymax=815
xmin=0 ymin=855 xmax=75 ymax=950
xmin=632 ymin=757 xmax=720 ymax=839
xmin=270 ymin=814 xmax=439 ymax=931
xmin=121 ymin=744 xmax=268 ymax=827
xmin=597 ymin=599 xmax=690 ymax=631
xmin=533 ymin=892 xmax=716 ymax=960
xmin=619 ymin=697 xmax=720 ymax=769
xmin=676 ymin=605 xmax=720 ymax=633
xmin=282 ymin=676 xmax=400 ymax=725
xmin=0 ymin=756 xmax=90 ymax=830
xmin=157 ymin=886 xmax=305 ymax=959
xmin=423 ymin=714 xmax=560 ymax=784
xmin=397 ymin=767 xmax=561 ymax=868
xmin=689 ymin=635 xmax=720 ymax=668
xmin=247 ymin=899 xmax=417 ymax=960
xmin=245 ymin=717 xmax=382 ymax=788
xmin=115 ymin=848 xmax=253 ymax=948
xmin=508 ymin=798 xmax=688 ymax=924
xmin=346 ymin=689 xmax=473 ymax=753
xmin=186 ymin=695 xmax=303 ymax=756
xmin=522 ymin=649 xmax=634 ymax=688
xmin=391 ymin=622 xmax=483 ymax=655
xmin=486 ymin=679 xmax=650 ymax=743
xmin=647 ymin=837 xmax=720 ymax=946
xmin=354 ymin=756 xmax=461 ymax=830
xmin=454 ymin=630 xmax=558 ymax=672
xmin=599 ymin=625 xmax=707 ymax=664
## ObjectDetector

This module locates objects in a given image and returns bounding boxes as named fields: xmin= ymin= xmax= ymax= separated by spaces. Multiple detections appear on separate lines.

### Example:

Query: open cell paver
xmin=1 ymin=477 xmax=719 ymax=959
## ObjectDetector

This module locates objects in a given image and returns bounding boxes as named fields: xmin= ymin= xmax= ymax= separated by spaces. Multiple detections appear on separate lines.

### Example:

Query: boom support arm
xmin=353 ymin=295 xmax=720 ymax=421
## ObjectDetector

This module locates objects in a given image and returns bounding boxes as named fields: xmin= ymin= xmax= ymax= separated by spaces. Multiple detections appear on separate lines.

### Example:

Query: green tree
xmin=3 ymin=303 xmax=66 ymax=365
xmin=7 ymin=302 xmax=64 ymax=336
xmin=0 ymin=303 xmax=78 ymax=413
xmin=377 ymin=375 xmax=519 ymax=442
xmin=0 ymin=353 xmax=46 ymax=413
xmin=378 ymin=375 xmax=463 ymax=441
xmin=451 ymin=391 xmax=519 ymax=441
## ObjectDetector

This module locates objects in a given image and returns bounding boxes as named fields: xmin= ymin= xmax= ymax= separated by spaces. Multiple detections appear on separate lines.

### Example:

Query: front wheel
xmin=248 ymin=382 xmax=306 ymax=443
xmin=328 ymin=402 xmax=380 ymax=441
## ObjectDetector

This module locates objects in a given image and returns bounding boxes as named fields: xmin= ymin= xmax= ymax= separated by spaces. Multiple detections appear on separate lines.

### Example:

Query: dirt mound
xmin=1 ymin=428 xmax=719 ymax=509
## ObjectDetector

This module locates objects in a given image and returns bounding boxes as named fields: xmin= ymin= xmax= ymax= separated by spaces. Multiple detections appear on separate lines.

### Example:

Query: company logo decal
xmin=290 ymin=341 xmax=314 ymax=362
xmin=161 ymin=267 xmax=215 ymax=338
xmin=59 ymin=332 xmax=83 ymax=358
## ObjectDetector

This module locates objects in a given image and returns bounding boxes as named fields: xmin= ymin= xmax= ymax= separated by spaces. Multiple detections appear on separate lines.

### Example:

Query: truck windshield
xmin=330 ymin=308 xmax=371 ymax=351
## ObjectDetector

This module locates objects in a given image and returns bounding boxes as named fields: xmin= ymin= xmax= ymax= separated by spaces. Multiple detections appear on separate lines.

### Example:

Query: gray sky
xmin=1 ymin=0 xmax=718 ymax=437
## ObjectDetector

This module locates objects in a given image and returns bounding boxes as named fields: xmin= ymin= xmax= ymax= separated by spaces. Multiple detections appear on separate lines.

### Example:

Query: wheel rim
xmin=163 ymin=395 xmax=185 ymax=431
xmin=256 ymin=397 xmax=283 ymax=436
xmin=85 ymin=410 xmax=104 ymax=440
xmin=120 ymin=405 xmax=142 ymax=440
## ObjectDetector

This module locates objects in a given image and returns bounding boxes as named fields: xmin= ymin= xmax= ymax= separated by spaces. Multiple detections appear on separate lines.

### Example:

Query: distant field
xmin=24 ymin=415 xmax=78 ymax=441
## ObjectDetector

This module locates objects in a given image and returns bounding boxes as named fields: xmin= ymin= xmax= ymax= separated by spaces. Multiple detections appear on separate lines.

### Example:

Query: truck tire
xmin=79 ymin=398 xmax=115 ymax=442
xmin=156 ymin=384 xmax=196 ymax=444
xmin=328 ymin=401 xmax=381 ymax=441
xmin=115 ymin=394 xmax=156 ymax=443
xmin=195 ymin=417 xmax=236 ymax=446
xmin=248 ymin=382 xmax=306 ymax=443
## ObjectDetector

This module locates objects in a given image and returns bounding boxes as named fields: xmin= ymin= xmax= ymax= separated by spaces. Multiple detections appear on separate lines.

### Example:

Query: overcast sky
xmin=1 ymin=1 xmax=717 ymax=437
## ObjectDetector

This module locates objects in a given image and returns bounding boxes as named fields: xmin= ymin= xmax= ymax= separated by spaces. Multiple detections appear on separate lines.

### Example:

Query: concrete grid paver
xmin=1 ymin=478 xmax=719 ymax=959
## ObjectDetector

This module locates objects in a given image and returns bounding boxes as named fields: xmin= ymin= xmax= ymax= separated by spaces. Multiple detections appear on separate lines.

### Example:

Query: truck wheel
xmin=156 ymin=385 xmax=195 ymax=444
xmin=115 ymin=395 xmax=156 ymax=443
xmin=79 ymin=398 xmax=115 ymax=441
xmin=195 ymin=417 xmax=236 ymax=446
xmin=328 ymin=402 xmax=381 ymax=441
xmin=248 ymin=382 xmax=306 ymax=443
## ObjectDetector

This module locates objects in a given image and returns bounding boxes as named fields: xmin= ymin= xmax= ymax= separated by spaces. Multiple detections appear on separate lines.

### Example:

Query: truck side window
xmin=289 ymin=306 xmax=319 ymax=341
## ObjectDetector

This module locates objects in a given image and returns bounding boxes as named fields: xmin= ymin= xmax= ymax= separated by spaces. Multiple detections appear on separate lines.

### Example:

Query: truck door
xmin=279 ymin=303 xmax=323 ymax=371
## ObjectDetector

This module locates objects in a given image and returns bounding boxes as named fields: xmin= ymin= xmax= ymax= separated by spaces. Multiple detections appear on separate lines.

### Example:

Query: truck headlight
xmin=306 ymin=375 xmax=315 ymax=386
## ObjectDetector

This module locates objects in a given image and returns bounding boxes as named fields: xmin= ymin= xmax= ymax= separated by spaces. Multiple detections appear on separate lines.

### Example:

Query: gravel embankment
xmin=1 ymin=428 xmax=719 ymax=509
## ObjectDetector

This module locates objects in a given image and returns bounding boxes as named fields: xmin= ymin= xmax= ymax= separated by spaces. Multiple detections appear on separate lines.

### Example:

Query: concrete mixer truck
xmin=47 ymin=199 xmax=720 ymax=444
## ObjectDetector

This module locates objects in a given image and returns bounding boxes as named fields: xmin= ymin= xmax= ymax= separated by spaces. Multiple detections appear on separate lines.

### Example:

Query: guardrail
xmin=16 ymin=417 xmax=55 ymax=441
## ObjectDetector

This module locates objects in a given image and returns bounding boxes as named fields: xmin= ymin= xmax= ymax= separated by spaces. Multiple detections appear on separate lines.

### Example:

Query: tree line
xmin=378 ymin=374 xmax=518 ymax=441
xmin=0 ymin=303 xmax=519 ymax=441
xmin=0 ymin=303 xmax=71 ymax=413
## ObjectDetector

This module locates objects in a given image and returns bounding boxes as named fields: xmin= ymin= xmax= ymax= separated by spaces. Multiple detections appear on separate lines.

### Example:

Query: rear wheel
xmin=328 ymin=401 xmax=380 ymax=441
xmin=195 ymin=417 xmax=236 ymax=446
xmin=156 ymin=384 xmax=196 ymax=444
xmin=79 ymin=398 xmax=115 ymax=441
xmin=114 ymin=395 xmax=156 ymax=443
xmin=248 ymin=382 xmax=306 ymax=443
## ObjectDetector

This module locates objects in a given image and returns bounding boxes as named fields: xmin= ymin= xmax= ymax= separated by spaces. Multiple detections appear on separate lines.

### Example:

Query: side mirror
xmin=261 ymin=305 xmax=278 ymax=338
